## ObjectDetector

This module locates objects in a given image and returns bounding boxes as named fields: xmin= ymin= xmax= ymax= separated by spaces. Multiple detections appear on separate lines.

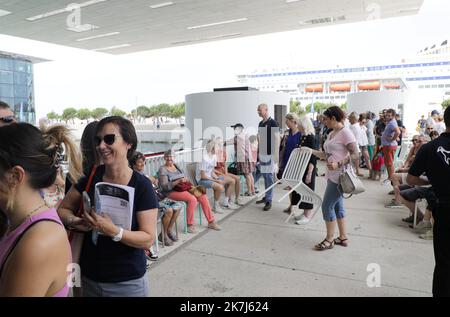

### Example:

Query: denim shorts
xmin=321 ymin=180 xmax=345 ymax=222
xmin=197 ymin=176 xmax=224 ymax=189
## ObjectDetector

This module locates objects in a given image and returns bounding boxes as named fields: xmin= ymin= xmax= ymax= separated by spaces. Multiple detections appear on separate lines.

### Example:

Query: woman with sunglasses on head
xmin=58 ymin=116 xmax=159 ymax=297
xmin=0 ymin=123 xmax=80 ymax=296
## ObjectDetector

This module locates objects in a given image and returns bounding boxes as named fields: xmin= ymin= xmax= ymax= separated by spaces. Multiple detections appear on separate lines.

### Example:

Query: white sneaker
xmin=234 ymin=198 xmax=244 ymax=206
xmin=295 ymin=216 xmax=312 ymax=225
xmin=213 ymin=204 xmax=224 ymax=214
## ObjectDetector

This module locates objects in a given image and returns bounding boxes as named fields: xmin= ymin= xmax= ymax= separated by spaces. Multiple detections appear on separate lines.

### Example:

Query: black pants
xmin=290 ymin=171 xmax=316 ymax=210
xmin=432 ymin=204 xmax=450 ymax=297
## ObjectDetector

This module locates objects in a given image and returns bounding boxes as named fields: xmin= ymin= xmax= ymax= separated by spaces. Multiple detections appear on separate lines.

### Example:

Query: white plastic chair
xmin=257 ymin=148 xmax=323 ymax=223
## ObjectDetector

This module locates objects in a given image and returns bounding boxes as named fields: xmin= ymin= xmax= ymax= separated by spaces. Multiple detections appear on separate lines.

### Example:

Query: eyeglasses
xmin=94 ymin=134 xmax=122 ymax=146
xmin=0 ymin=115 xmax=16 ymax=123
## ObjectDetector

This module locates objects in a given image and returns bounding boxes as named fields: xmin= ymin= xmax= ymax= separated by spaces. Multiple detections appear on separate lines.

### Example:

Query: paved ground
xmin=147 ymin=163 xmax=434 ymax=297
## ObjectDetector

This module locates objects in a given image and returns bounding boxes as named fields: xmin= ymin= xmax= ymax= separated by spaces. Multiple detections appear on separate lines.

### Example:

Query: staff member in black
xmin=407 ymin=106 xmax=450 ymax=297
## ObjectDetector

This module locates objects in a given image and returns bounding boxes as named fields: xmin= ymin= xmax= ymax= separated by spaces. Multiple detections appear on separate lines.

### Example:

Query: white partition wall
xmin=185 ymin=91 xmax=290 ymax=149
xmin=347 ymin=89 xmax=442 ymax=133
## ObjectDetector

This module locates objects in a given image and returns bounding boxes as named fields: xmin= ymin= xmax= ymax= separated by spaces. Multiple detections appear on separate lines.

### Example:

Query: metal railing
xmin=144 ymin=148 xmax=204 ymax=177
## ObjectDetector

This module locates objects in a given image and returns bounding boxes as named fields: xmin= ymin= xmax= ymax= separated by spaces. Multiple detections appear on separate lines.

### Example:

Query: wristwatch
xmin=112 ymin=227 xmax=124 ymax=242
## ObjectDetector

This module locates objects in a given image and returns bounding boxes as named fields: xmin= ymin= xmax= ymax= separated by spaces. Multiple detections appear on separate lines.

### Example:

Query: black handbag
xmin=227 ymin=162 xmax=240 ymax=175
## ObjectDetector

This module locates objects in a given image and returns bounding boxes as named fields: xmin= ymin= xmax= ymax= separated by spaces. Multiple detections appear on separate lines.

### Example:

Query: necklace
xmin=9 ymin=203 xmax=47 ymax=232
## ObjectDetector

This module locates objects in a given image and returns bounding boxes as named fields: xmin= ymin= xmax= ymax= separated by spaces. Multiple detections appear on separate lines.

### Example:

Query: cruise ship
xmin=237 ymin=40 xmax=450 ymax=108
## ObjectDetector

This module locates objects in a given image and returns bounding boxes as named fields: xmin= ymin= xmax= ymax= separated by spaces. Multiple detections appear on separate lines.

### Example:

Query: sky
xmin=0 ymin=0 xmax=449 ymax=119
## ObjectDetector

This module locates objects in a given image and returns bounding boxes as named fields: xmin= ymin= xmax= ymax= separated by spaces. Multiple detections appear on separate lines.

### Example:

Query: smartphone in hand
xmin=82 ymin=191 xmax=91 ymax=213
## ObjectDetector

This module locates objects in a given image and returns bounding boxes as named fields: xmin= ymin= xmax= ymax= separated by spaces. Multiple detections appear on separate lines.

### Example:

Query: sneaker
xmin=213 ymin=204 xmax=225 ymax=214
xmin=256 ymin=198 xmax=266 ymax=204
xmin=412 ymin=221 xmax=432 ymax=234
xmin=145 ymin=249 xmax=158 ymax=261
xmin=419 ymin=229 xmax=433 ymax=240
xmin=187 ymin=225 xmax=196 ymax=234
xmin=384 ymin=200 xmax=404 ymax=208
xmin=234 ymin=198 xmax=244 ymax=206
xmin=208 ymin=222 xmax=221 ymax=231
xmin=263 ymin=202 xmax=272 ymax=211
xmin=388 ymin=190 xmax=395 ymax=195
xmin=381 ymin=178 xmax=391 ymax=186
xmin=402 ymin=215 xmax=414 ymax=223
xmin=295 ymin=215 xmax=311 ymax=225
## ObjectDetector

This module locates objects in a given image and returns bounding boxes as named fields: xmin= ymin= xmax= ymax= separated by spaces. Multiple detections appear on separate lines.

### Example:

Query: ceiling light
xmin=93 ymin=44 xmax=131 ymax=51
xmin=26 ymin=0 xmax=109 ymax=21
xmin=187 ymin=18 xmax=248 ymax=30
xmin=171 ymin=33 xmax=242 ymax=45
xmin=150 ymin=2 xmax=174 ymax=9
xmin=76 ymin=32 xmax=120 ymax=41
xmin=67 ymin=24 xmax=99 ymax=32
xmin=398 ymin=7 xmax=421 ymax=14
xmin=0 ymin=9 xmax=12 ymax=17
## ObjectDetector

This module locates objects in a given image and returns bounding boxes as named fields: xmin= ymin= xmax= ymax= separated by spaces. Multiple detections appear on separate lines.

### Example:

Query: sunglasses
xmin=427 ymin=128 xmax=433 ymax=130
xmin=0 ymin=115 xmax=16 ymax=123
xmin=94 ymin=134 xmax=122 ymax=146
xmin=412 ymin=139 xmax=419 ymax=143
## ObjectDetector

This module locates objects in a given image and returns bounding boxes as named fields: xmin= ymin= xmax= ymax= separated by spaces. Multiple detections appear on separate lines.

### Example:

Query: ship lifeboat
xmin=358 ymin=81 xmax=380 ymax=91
xmin=305 ymin=83 xmax=323 ymax=93
xmin=384 ymin=83 xmax=401 ymax=89
xmin=330 ymin=82 xmax=351 ymax=92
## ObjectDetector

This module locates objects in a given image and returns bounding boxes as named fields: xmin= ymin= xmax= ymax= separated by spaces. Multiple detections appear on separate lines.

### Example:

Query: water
xmin=137 ymin=142 xmax=183 ymax=154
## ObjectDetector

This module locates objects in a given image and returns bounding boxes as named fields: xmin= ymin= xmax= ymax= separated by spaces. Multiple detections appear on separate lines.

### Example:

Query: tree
xmin=290 ymin=100 xmax=300 ymax=113
xmin=340 ymin=103 xmax=348 ymax=110
xmin=136 ymin=105 xmax=151 ymax=123
xmin=170 ymin=102 xmax=185 ymax=124
xmin=47 ymin=111 xmax=60 ymax=122
xmin=110 ymin=107 xmax=126 ymax=117
xmin=305 ymin=102 xmax=329 ymax=114
xmin=61 ymin=107 xmax=77 ymax=124
xmin=91 ymin=107 xmax=108 ymax=120
xmin=442 ymin=99 xmax=450 ymax=109
xmin=77 ymin=108 xmax=92 ymax=123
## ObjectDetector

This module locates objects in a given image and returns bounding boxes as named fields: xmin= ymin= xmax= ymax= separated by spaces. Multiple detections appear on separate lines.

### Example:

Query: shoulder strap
xmin=75 ymin=165 xmax=98 ymax=217
xmin=0 ymin=219 xmax=61 ymax=279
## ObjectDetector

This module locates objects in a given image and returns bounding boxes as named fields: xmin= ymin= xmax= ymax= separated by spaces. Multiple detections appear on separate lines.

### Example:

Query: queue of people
xmin=1 ymin=97 xmax=449 ymax=298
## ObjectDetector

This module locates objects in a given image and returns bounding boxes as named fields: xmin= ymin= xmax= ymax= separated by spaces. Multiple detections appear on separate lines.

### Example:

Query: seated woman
xmin=158 ymin=150 xmax=221 ymax=234
xmin=197 ymin=140 xmax=236 ymax=213
xmin=214 ymin=138 xmax=244 ymax=205
xmin=130 ymin=151 xmax=181 ymax=246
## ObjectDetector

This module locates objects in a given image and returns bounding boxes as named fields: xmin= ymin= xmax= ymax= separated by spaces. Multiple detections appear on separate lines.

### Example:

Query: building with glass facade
xmin=0 ymin=52 xmax=35 ymax=124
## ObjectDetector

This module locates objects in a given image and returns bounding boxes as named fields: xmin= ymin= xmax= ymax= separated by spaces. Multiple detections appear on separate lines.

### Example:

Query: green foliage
xmin=340 ymin=103 xmax=348 ymax=110
xmin=46 ymin=111 xmax=60 ymax=121
xmin=91 ymin=107 xmax=108 ymax=120
xmin=136 ymin=105 xmax=151 ymax=118
xmin=305 ymin=102 xmax=330 ymax=113
xmin=61 ymin=107 xmax=77 ymax=123
xmin=77 ymin=108 xmax=92 ymax=122
xmin=110 ymin=107 xmax=126 ymax=117
xmin=442 ymin=99 xmax=450 ymax=109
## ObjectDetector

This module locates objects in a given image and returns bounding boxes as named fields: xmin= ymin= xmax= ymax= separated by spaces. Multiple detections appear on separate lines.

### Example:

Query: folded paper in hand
xmin=92 ymin=182 xmax=135 ymax=244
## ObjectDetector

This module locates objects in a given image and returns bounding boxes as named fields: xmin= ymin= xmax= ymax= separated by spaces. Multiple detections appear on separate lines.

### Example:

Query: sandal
xmin=334 ymin=237 xmax=349 ymax=247
xmin=315 ymin=239 xmax=334 ymax=251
